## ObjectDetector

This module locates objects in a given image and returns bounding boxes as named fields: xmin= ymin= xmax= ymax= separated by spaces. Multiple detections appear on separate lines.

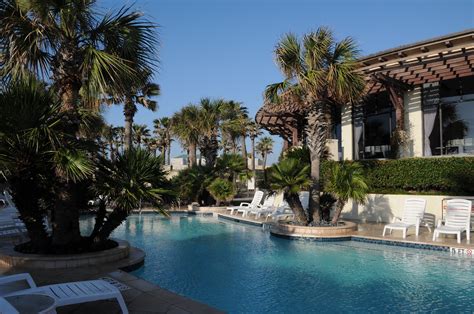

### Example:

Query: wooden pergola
xmin=255 ymin=90 xmax=309 ymax=149
xmin=257 ymin=29 xmax=474 ymax=143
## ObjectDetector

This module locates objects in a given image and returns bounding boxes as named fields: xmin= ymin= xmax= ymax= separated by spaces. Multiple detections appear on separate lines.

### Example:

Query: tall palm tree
xmin=256 ymin=136 xmax=274 ymax=172
xmin=269 ymin=158 xmax=311 ymax=224
xmin=171 ymin=105 xmax=201 ymax=167
xmin=133 ymin=124 xmax=151 ymax=147
xmin=248 ymin=122 xmax=262 ymax=176
xmin=326 ymin=161 xmax=368 ymax=224
xmin=0 ymin=0 xmax=157 ymax=247
xmin=198 ymin=98 xmax=223 ymax=167
xmin=153 ymin=117 xmax=173 ymax=165
xmin=265 ymin=27 xmax=365 ymax=223
xmin=220 ymin=101 xmax=248 ymax=155
xmin=116 ymin=71 xmax=160 ymax=151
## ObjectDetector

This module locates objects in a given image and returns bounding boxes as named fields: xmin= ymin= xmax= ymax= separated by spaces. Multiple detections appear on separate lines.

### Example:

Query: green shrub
xmin=207 ymin=178 xmax=235 ymax=206
xmin=321 ymin=157 xmax=474 ymax=195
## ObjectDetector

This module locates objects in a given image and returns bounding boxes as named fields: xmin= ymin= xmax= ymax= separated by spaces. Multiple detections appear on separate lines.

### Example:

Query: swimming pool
xmin=83 ymin=214 xmax=474 ymax=313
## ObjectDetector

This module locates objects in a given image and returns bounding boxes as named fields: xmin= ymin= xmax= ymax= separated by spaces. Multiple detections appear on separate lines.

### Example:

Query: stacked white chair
xmin=226 ymin=190 xmax=264 ymax=216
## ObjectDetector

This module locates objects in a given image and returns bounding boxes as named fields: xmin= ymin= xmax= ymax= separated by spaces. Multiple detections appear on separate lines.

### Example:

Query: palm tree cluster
xmin=265 ymin=27 xmax=365 ymax=223
xmin=171 ymin=98 xmax=267 ymax=171
xmin=0 ymin=0 xmax=168 ymax=253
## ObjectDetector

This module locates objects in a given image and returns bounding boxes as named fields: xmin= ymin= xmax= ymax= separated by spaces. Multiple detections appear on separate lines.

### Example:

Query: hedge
xmin=321 ymin=157 xmax=474 ymax=195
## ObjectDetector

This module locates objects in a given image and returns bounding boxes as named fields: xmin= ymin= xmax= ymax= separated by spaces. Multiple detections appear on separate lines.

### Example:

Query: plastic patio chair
xmin=383 ymin=198 xmax=427 ymax=238
xmin=0 ymin=273 xmax=128 ymax=314
xmin=226 ymin=190 xmax=264 ymax=216
xmin=433 ymin=199 xmax=472 ymax=244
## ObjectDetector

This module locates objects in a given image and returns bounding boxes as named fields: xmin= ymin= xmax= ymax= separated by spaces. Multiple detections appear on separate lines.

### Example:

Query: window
xmin=354 ymin=91 xmax=395 ymax=159
xmin=423 ymin=78 xmax=474 ymax=156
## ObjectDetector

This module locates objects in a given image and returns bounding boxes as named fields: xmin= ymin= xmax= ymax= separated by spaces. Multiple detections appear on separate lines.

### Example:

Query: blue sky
xmin=100 ymin=0 xmax=474 ymax=163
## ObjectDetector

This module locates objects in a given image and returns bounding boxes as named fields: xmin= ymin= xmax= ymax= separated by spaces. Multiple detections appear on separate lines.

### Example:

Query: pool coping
xmin=215 ymin=213 xmax=467 ymax=253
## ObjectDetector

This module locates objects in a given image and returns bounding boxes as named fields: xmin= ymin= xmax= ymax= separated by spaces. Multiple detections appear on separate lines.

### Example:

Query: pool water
xmin=82 ymin=215 xmax=474 ymax=313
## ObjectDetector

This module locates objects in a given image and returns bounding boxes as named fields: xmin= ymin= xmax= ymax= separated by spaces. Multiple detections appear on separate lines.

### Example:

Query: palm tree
xmin=0 ymin=0 xmax=158 ymax=248
xmin=0 ymin=78 xmax=95 ymax=252
xmin=215 ymin=153 xmax=247 ymax=184
xmin=153 ymin=118 xmax=173 ymax=164
xmin=133 ymin=124 xmax=151 ymax=147
xmin=248 ymin=122 xmax=262 ymax=176
xmin=171 ymin=105 xmax=201 ymax=167
xmin=265 ymin=27 xmax=365 ymax=223
xmin=90 ymin=149 xmax=170 ymax=246
xmin=256 ymin=137 xmax=274 ymax=171
xmin=198 ymin=98 xmax=223 ymax=167
xmin=269 ymin=158 xmax=311 ymax=224
xmin=102 ymin=125 xmax=118 ymax=160
xmin=117 ymin=71 xmax=160 ymax=151
xmin=220 ymin=101 xmax=248 ymax=155
xmin=326 ymin=161 xmax=368 ymax=224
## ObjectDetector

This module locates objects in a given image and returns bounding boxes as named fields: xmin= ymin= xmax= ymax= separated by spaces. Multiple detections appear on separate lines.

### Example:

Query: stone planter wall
xmin=0 ymin=239 xmax=130 ymax=269
xmin=270 ymin=221 xmax=357 ymax=238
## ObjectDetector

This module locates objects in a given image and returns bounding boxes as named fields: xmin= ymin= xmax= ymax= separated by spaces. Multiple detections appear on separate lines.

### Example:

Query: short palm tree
xmin=0 ymin=78 xmax=95 ymax=252
xmin=207 ymin=178 xmax=235 ymax=206
xmin=326 ymin=161 xmax=368 ymax=224
xmin=220 ymin=101 xmax=248 ymax=155
xmin=269 ymin=158 xmax=311 ymax=225
xmin=90 ymin=149 xmax=170 ymax=245
xmin=215 ymin=153 xmax=247 ymax=184
xmin=171 ymin=105 xmax=201 ymax=167
xmin=265 ymin=27 xmax=365 ymax=223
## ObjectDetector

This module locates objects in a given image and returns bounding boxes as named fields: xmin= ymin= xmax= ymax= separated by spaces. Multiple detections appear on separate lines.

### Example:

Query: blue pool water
xmin=82 ymin=215 xmax=474 ymax=313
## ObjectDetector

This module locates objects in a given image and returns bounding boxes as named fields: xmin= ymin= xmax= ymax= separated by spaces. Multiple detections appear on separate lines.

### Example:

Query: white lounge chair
xmin=265 ymin=199 xmax=295 ymax=221
xmin=0 ymin=273 xmax=128 ymax=313
xmin=226 ymin=190 xmax=264 ymax=216
xmin=383 ymin=198 xmax=426 ymax=238
xmin=433 ymin=199 xmax=471 ymax=244
xmin=248 ymin=194 xmax=278 ymax=219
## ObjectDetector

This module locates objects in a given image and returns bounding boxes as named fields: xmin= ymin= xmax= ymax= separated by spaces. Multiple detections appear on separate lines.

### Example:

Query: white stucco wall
xmin=340 ymin=194 xmax=474 ymax=224
xmin=341 ymin=104 xmax=354 ymax=160
xmin=404 ymin=87 xmax=424 ymax=157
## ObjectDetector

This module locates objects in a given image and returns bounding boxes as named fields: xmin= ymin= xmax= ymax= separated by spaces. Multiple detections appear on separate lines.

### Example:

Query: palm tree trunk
xmin=251 ymin=138 xmax=256 ymax=174
xmin=285 ymin=193 xmax=308 ymax=225
xmin=242 ymin=136 xmax=248 ymax=168
xmin=123 ymin=97 xmax=135 ymax=151
xmin=52 ymin=49 xmax=83 ymax=249
xmin=263 ymin=153 xmax=268 ymax=182
xmin=189 ymin=143 xmax=197 ymax=167
xmin=92 ymin=209 xmax=129 ymax=246
xmin=309 ymin=155 xmax=321 ymax=223
xmin=167 ymin=138 xmax=171 ymax=165
xmin=331 ymin=199 xmax=346 ymax=225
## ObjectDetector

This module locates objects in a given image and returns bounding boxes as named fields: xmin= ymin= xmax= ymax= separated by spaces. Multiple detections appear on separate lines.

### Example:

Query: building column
xmin=404 ymin=87 xmax=423 ymax=157
xmin=341 ymin=103 xmax=354 ymax=160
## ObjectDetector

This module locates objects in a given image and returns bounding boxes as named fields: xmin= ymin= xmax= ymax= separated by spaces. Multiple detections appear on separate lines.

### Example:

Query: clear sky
xmin=100 ymin=0 xmax=474 ymax=164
